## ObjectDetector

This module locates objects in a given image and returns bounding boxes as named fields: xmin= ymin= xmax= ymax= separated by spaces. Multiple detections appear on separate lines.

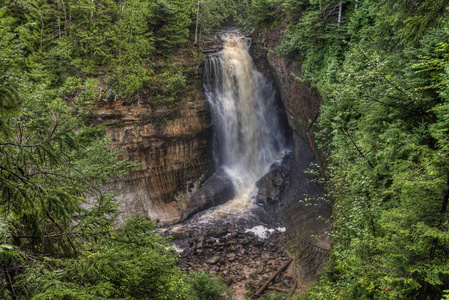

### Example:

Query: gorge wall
xmin=252 ymin=28 xmax=322 ymax=166
xmin=89 ymin=50 xmax=212 ymax=225
xmin=252 ymin=27 xmax=332 ymax=288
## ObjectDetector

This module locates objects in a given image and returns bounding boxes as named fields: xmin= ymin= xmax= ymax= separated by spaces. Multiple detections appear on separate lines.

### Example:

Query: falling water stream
xmin=199 ymin=32 xmax=287 ymax=217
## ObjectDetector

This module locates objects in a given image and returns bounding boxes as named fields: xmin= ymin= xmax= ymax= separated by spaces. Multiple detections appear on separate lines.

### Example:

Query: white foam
xmin=245 ymin=225 xmax=287 ymax=239
xmin=173 ymin=245 xmax=184 ymax=254
xmin=245 ymin=225 xmax=271 ymax=239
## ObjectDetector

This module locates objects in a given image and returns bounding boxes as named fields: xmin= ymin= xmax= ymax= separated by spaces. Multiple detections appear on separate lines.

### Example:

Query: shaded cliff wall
xmin=252 ymin=30 xmax=322 ymax=167
xmin=88 ymin=50 xmax=211 ymax=225
xmin=252 ymin=28 xmax=332 ymax=289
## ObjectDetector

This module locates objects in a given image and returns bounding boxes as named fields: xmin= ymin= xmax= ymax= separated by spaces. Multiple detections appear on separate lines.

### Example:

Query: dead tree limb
xmin=255 ymin=258 xmax=293 ymax=296
xmin=342 ymin=127 xmax=375 ymax=169
xmin=266 ymin=286 xmax=290 ymax=293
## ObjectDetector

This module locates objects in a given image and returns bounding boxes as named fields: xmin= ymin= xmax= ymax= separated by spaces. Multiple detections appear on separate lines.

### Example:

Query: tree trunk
xmin=195 ymin=0 xmax=200 ymax=45
xmin=61 ymin=0 xmax=67 ymax=35
xmin=337 ymin=0 xmax=342 ymax=28
xmin=255 ymin=258 xmax=293 ymax=296
xmin=68 ymin=0 xmax=71 ymax=38
xmin=58 ymin=16 xmax=62 ymax=38
xmin=40 ymin=15 xmax=44 ymax=50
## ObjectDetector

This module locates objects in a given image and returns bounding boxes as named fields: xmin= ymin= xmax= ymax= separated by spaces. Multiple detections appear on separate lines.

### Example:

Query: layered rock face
xmin=89 ymin=52 xmax=212 ymax=225
xmin=252 ymin=31 xmax=322 ymax=167
xmin=252 ymin=28 xmax=332 ymax=289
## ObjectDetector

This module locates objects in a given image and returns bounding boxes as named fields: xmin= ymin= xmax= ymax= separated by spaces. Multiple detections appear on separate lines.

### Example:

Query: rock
xmin=226 ymin=253 xmax=236 ymax=261
xmin=273 ymin=172 xmax=285 ymax=186
xmin=255 ymin=169 xmax=286 ymax=206
xmin=205 ymin=237 xmax=217 ymax=244
xmin=196 ymin=236 xmax=204 ymax=249
xmin=182 ymin=168 xmax=236 ymax=221
xmin=206 ymin=256 xmax=221 ymax=265
xmin=94 ymin=52 xmax=211 ymax=226
xmin=171 ymin=205 xmax=295 ymax=299
xmin=212 ymin=227 xmax=228 ymax=237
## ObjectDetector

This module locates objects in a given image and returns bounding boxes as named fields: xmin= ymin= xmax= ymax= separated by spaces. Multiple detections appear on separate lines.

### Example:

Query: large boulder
xmin=256 ymin=153 xmax=292 ymax=206
xmin=182 ymin=168 xmax=235 ymax=221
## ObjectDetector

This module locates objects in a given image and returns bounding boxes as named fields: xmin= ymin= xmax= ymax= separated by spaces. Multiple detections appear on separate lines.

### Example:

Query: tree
xmin=0 ymin=11 xmax=172 ymax=299
xmin=194 ymin=0 xmax=235 ymax=45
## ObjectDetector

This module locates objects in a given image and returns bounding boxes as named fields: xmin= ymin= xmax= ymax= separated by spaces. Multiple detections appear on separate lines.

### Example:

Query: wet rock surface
xmin=256 ymin=154 xmax=292 ymax=207
xmin=155 ymin=142 xmax=330 ymax=299
xmin=182 ymin=168 xmax=236 ymax=222
xmin=251 ymin=27 xmax=332 ymax=290
xmin=161 ymin=154 xmax=303 ymax=299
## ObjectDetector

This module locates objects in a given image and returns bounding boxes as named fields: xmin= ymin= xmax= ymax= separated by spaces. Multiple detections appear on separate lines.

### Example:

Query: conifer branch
xmin=342 ymin=128 xmax=375 ymax=169
xmin=354 ymin=43 xmax=433 ymax=120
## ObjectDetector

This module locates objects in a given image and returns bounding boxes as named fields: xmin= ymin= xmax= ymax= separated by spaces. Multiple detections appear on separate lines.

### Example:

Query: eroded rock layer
xmin=89 ymin=52 xmax=212 ymax=225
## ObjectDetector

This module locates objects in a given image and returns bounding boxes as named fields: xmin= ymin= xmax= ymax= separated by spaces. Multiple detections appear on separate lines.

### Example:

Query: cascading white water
xmin=203 ymin=32 xmax=287 ymax=211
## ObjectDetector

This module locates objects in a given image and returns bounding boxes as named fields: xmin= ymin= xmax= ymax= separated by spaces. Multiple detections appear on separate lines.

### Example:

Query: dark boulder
xmin=181 ymin=168 xmax=235 ymax=221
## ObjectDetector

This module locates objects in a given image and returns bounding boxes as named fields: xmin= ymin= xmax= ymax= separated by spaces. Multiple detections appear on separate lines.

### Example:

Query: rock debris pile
xmin=170 ymin=224 xmax=298 ymax=298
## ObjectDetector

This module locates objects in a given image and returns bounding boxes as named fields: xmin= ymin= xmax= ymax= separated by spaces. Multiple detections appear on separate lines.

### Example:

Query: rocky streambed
xmin=166 ymin=215 xmax=299 ymax=299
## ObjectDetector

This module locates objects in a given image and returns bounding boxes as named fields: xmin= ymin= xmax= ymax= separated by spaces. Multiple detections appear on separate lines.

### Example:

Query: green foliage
xmin=2 ymin=0 xmax=197 ymax=97
xmin=15 ymin=217 xmax=192 ymax=300
xmin=152 ymin=0 xmax=194 ymax=50
xmin=379 ymin=0 xmax=449 ymax=43
xmin=194 ymin=0 xmax=236 ymax=44
xmin=188 ymin=271 xmax=230 ymax=300
xmin=251 ymin=0 xmax=283 ymax=26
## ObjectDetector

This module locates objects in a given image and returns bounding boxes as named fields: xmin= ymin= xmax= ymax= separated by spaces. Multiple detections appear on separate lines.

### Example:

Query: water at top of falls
xmin=202 ymin=32 xmax=288 ymax=214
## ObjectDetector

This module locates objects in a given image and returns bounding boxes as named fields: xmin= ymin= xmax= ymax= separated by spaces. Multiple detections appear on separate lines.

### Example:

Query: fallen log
xmin=266 ymin=286 xmax=290 ymax=293
xmin=255 ymin=258 xmax=293 ymax=296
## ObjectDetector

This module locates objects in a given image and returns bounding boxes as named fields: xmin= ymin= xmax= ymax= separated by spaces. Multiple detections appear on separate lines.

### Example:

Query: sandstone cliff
xmin=88 ymin=49 xmax=212 ymax=225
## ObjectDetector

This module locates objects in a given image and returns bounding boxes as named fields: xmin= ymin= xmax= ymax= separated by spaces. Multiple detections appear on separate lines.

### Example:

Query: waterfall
xmin=203 ymin=33 xmax=287 ymax=208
